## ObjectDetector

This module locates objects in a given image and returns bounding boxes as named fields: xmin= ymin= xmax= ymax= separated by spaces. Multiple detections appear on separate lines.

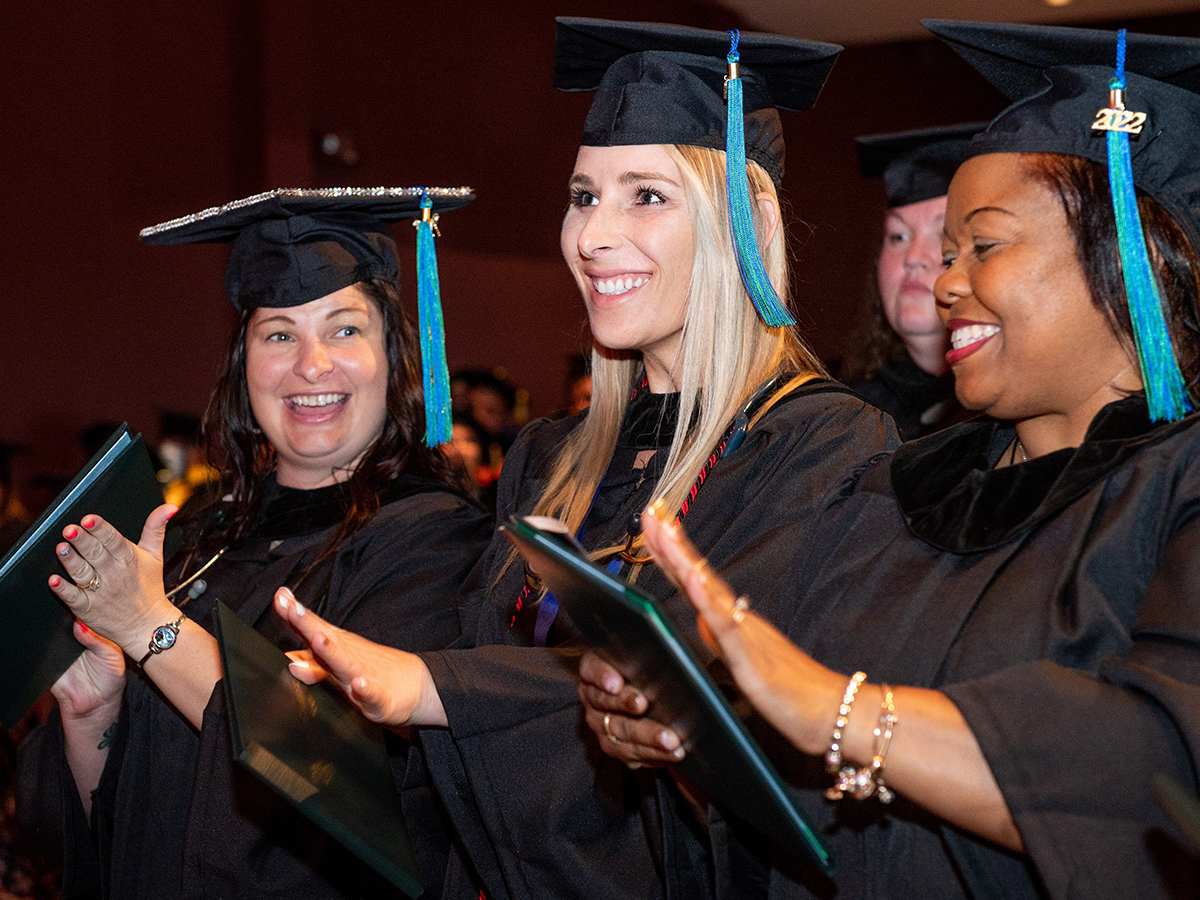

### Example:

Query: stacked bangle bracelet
xmin=825 ymin=675 xmax=898 ymax=804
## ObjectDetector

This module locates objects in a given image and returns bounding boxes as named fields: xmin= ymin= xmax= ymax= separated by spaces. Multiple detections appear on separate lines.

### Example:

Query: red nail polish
xmin=79 ymin=622 xmax=89 ymax=633
xmin=82 ymin=516 xmax=96 ymax=529
xmin=49 ymin=576 xmax=60 ymax=587
xmin=65 ymin=526 xmax=78 ymax=539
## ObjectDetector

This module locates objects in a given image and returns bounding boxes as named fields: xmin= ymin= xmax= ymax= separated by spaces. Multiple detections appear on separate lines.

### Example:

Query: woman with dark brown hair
xmin=18 ymin=190 xmax=493 ymax=899
xmin=843 ymin=124 xmax=980 ymax=439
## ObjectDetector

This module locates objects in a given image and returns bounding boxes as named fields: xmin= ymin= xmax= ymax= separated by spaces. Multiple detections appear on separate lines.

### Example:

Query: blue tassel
xmin=415 ymin=192 xmax=453 ymax=445
xmin=724 ymin=31 xmax=795 ymax=328
xmin=1104 ymin=30 xmax=1191 ymax=421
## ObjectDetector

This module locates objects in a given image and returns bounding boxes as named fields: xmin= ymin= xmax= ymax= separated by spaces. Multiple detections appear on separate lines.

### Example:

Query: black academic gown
xmin=17 ymin=475 xmax=493 ymax=900
xmin=849 ymin=354 xmax=962 ymax=441
xmin=413 ymin=381 xmax=897 ymax=900
xmin=740 ymin=396 xmax=1200 ymax=900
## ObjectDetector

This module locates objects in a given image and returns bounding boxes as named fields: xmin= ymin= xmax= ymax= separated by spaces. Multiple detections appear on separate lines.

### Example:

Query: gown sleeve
xmin=943 ymin=507 xmax=1200 ymax=899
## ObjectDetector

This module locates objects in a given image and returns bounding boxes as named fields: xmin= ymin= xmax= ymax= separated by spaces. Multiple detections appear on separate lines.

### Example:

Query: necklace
xmin=1008 ymin=437 xmax=1028 ymax=466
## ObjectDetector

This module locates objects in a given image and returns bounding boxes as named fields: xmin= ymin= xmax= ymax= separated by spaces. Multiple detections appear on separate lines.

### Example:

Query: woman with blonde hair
xmin=275 ymin=19 xmax=894 ymax=900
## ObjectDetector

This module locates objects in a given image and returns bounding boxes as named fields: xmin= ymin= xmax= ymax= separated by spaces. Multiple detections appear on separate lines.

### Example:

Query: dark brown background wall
xmin=5 ymin=2 xmax=1197 ymax=498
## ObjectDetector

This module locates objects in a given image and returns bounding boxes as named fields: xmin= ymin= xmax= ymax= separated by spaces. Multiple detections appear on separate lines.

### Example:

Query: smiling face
xmin=937 ymin=153 xmax=1139 ymax=440
xmin=245 ymin=283 xmax=389 ymax=489
xmin=561 ymin=144 xmax=695 ymax=390
xmin=877 ymin=194 xmax=950 ymax=374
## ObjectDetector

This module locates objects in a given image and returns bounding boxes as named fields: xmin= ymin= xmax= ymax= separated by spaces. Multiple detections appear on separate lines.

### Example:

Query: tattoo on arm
xmin=98 ymin=722 xmax=117 ymax=751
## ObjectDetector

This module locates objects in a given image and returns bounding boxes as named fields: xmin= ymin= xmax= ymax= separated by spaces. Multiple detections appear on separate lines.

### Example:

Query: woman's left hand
xmin=578 ymin=651 xmax=685 ymax=767
xmin=49 ymin=504 xmax=180 ymax=657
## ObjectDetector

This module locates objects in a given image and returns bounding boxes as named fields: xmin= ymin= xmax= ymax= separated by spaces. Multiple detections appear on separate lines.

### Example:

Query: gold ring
xmin=78 ymin=570 xmax=101 ymax=592
xmin=731 ymin=595 xmax=750 ymax=624
xmin=602 ymin=712 xmax=622 ymax=746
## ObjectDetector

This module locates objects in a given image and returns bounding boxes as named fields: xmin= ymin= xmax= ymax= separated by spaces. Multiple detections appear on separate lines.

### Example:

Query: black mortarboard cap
xmin=856 ymin=123 xmax=986 ymax=208
xmin=140 ymin=187 xmax=474 ymax=313
xmin=925 ymin=19 xmax=1200 ymax=421
xmin=553 ymin=17 xmax=842 ymax=187
xmin=923 ymin=20 xmax=1200 ymax=253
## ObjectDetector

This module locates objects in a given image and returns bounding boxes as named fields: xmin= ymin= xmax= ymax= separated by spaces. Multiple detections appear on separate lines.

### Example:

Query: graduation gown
xmin=849 ymin=354 xmax=962 ymax=441
xmin=17 ymin=475 xmax=493 ymax=900
xmin=746 ymin=396 xmax=1200 ymax=900
xmin=413 ymin=381 xmax=897 ymax=900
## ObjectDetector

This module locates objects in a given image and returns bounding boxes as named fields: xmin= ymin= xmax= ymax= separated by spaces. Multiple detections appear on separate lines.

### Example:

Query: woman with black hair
xmin=18 ymin=189 xmax=493 ymax=899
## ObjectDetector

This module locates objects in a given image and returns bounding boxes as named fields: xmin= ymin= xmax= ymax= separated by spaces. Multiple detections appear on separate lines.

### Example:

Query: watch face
xmin=152 ymin=625 xmax=177 ymax=651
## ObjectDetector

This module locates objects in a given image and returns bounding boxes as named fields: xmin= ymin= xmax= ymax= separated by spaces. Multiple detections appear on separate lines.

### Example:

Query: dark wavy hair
xmin=840 ymin=249 xmax=909 ymax=384
xmin=1024 ymin=153 xmax=1200 ymax=401
xmin=196 ymin=277 xmax=468 ymax=554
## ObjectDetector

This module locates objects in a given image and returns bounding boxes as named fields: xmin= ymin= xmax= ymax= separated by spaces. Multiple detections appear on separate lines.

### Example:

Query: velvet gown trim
xmin=892 ymin=394 xmax=1200 ymax=553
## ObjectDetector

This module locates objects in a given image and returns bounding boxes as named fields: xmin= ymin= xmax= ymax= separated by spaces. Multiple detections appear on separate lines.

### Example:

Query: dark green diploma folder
xmin=501 ymin=515 xmax=836 ymax=876
xmin=0 ymin=425 xmax=163 ymax=728
xmin=213 ymin=601 xmax=424 ymax=898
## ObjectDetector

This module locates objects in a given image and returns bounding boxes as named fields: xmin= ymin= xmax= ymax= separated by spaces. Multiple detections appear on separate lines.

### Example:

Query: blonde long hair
xmin=529 ymin=144 xmax=825 ymax=546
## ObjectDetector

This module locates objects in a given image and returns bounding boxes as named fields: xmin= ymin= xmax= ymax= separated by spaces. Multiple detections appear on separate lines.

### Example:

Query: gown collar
xmin=892 ymin=395 xmax=1198 ymax=553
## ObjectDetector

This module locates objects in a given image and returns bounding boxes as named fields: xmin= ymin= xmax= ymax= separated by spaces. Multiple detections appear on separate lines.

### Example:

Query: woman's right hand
xmin=578 ymin=651 xmax=685 ymax=767
xmin=274 ymin=587 xmax=448 ymax=728
xmin=51 ymin=619 xmax=126 ymax=722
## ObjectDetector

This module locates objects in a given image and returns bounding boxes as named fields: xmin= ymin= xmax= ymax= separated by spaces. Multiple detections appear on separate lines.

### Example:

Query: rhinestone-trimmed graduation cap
xmin=553 ymin=17 xmax=842 ymax=188
xmin=856 ymin=123 xmax=985 ymax=208
xmin=925 ymin=19 xmax=1200 ymax=421
xmin=140 ymin=187 xmax=474 ymax=313
xmin=141 ymin=187 xmax=475 ymax=445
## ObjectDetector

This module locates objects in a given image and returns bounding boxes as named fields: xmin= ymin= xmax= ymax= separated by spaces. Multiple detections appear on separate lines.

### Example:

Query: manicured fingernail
xmin=277 ymin=593 xmax=289 ymax=610
xmin=602 ymin=674 xmax=620 ymax=693
xmin=79 ymin=621 xmax=89 ymax=633
xmin=672 ymin=747 xmax=685 ymax=760
xmin=659 ymin=731 xmax=680 ymax=751
xmin=82 ymin=516 xmax=96 ymax=529
xmin=289 ymin=659 xmax=310 ymax=670
xmin=64 ymin=526 xmax=78 ymax=540
xmin=49 ymin=576 xmax=61 ymax=587
xmin=632 ymin=694 xmax=648 ymax=713
xmin=293 ymin=599 xmax=306 ymax=617
xmin=57 ymin=544 xmax=70 ymax=557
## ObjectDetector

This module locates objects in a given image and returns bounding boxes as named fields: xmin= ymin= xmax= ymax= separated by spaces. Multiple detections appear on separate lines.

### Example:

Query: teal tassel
xmin=1105 ymin=30 xmax=1191 ymax=421
xmin=415 ymin=192 xmax=453 ymax=445
xmin=724 ymin=31 xmax=795 ymax=328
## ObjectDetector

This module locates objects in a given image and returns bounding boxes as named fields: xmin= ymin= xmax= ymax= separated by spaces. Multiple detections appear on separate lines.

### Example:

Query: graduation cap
xmin=856 ymin=123 xmax=985 ymax=208
xmin=925 ymin=20 xmax=1200 ymax=422
xmin=554 ymin=18 xmax=843 ymax=328
xmin=141 ymin=187 xmax=476 ymax=445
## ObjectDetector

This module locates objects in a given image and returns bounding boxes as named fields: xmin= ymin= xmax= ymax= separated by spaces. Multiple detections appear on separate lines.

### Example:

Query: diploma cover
xmin=0 ymin=425 xmax=162 ymax=727
xmin=501 ymin=515 xmax=836 ymax=875
xmin=213 ymin=601 xmax=425 ymax=897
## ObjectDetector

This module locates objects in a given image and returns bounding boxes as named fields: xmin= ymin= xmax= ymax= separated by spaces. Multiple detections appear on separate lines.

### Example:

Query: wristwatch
xmin=137 ymin=614 xmax=186 ymax=669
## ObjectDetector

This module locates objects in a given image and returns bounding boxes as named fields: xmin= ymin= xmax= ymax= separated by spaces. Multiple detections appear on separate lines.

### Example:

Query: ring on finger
xmin=602 ymin=712 xmax=622 ymax=746
xmin=77 ymin=570 xmax=101 ymax=592
xmin=731 ymin=595 xmax=750 ymax=624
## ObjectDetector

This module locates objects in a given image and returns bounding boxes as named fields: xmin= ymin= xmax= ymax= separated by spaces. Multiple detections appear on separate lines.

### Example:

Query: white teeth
xmin=593 ymin=275 xmax=649 ymax=296
xmin=950 ymin=324 xmax=1000 ymax=351
xmin=290 ymin=393 xmax=346 ymax=408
